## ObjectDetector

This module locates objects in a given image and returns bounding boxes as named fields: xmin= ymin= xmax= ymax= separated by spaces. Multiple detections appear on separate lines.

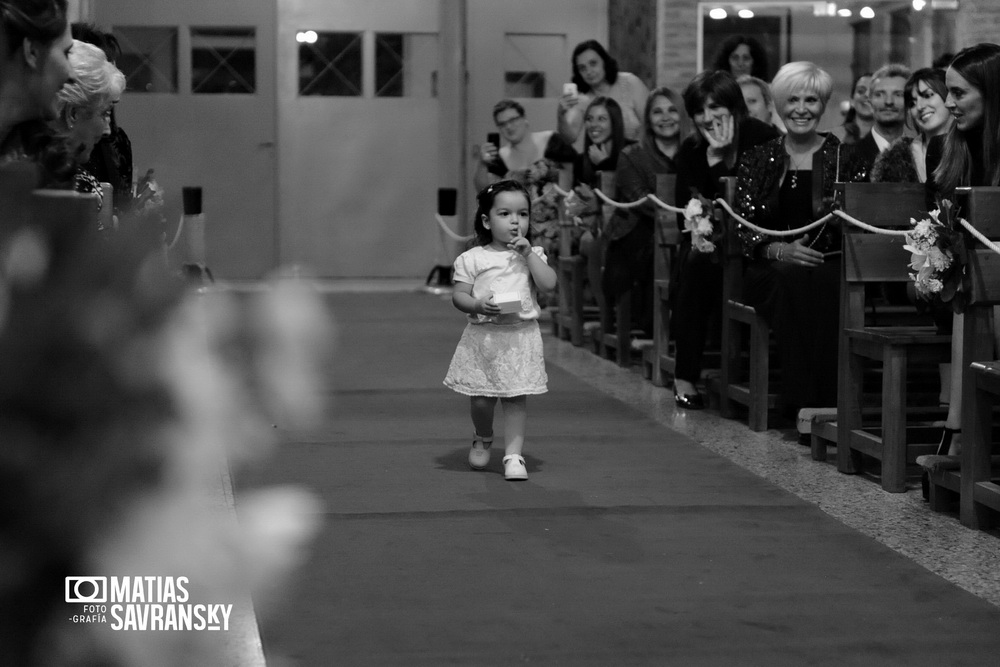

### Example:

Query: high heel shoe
xmin=922 ymin=427 xmax=961 ymax=501
xmin=673 ymin=387 xmax=705 ymax=410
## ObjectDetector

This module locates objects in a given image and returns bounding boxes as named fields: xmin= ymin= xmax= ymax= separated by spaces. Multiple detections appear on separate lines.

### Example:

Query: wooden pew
xmin=717 ymin=177 xmax=775 ymax=431
xmin=812 ymin=182 xmax=932 ymax=462
xmin=592 ymin=170 xmax=638 ymax=365
xmin=915 ymin=187 xmax=1000 ymax=525
xmin=643 ymin=174 xmax=679 ymax=386
xmin=553 ymin=168 xmax=587 ymax=346
xmin=835 ymin=184 xmax=951 ymax=492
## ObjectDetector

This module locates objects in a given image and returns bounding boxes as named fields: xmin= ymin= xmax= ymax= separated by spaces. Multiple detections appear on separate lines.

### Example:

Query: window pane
xmin=299 ymin=31 xmax=362 ymax=96
xmin=192 ymin=27 xmax=256 ymax=94
xmin=504 ymin=33 xmax=565 ymax=98
xmin=375 ymin=32 xmax=438 ymax=98
xmin=112 ymin=26 xmax=178 ymax=93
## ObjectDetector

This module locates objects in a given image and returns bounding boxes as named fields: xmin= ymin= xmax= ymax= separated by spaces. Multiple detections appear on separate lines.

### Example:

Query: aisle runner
xmin=236 ymin=292 xmax=1000 ymax=667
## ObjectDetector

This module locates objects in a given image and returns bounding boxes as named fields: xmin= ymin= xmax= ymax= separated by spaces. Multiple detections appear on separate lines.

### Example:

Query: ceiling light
xmin=860 ymin=6 xmax=875 ymax=18
xmin=738 ymin=9 xmax=754 ymax=18
xmin=709 ymin=8 xmax=728 ymax=19
xmin=838 ymin=8 xmax=852 ymax=16
xmin=912 ymin=0 xmax=926 ymax=9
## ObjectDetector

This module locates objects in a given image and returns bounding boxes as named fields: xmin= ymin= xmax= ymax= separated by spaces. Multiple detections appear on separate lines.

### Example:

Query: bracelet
xmin=776 ymin=243 xmax=784 ymax=262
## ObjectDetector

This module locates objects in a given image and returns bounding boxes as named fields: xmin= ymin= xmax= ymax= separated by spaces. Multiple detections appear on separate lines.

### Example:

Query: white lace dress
xmin=443 ymin=246 xmax=548 ymax=397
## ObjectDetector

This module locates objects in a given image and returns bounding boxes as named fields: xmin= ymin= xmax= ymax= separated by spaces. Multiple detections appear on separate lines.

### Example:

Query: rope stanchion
xmin=434 ymin=213 xmax=474 ymax=242
xmin=959 ymin=218 xmax=1000 ymax=255
xmin=832 ymin=210 xmax=910 ymax=236
xmin=714 ymin=197 xmax=835 ymax=237
xmin=552 ymin=184 xmax=573 ymax=198
xmin=646 ymin=194 xmax=686 ymax=213
xmin=592 ymin=188 xmax=649 ymax=209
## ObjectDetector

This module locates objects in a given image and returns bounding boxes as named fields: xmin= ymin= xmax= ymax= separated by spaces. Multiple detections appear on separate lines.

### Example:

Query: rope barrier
xmin=434 ymin=213 xmax=474 ymax=242
xmin=592 ymin=188 xmax=650 ymax=210
xmin=960 ymin=218 xmax=1000 ymax=255
xmin=646 ymin=194 xmax=686 ymax=213
xmin=831 ymin=209 xmax=910 ymax=236
xmin=713 ymin=198 xmax=836 ymax=237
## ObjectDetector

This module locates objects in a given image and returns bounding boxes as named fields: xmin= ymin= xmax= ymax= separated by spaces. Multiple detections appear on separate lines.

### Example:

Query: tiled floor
xmin=538 ymin=317 xmax=1000 ymax=608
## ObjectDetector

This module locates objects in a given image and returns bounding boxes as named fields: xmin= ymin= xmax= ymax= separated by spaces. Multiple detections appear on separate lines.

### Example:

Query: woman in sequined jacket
xmin=734 ymin=61 xmax=847 ymax=416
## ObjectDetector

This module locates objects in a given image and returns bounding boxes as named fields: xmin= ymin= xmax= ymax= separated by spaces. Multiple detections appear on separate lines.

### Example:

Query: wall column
xmin=438 ymin=0 xmax=468 ymax=250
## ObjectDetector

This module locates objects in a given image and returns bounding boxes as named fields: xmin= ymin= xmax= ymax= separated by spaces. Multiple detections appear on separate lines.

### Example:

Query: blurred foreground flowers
xmin=0 ymin=216 xmax=332 ymax=665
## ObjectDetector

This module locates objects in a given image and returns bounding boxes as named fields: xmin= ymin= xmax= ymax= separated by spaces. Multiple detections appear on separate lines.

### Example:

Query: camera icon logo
xmin=65 ymin=577 xmax=108 ymax=603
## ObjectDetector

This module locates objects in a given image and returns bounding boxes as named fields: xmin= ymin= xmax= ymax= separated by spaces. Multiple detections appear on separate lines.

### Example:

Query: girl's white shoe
xmin=502 ymin=454 xmax=528 ymax=481
xmin=468 ymin=436 xmax=492 ymax=470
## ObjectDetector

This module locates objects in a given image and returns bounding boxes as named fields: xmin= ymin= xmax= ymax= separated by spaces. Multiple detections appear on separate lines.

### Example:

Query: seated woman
xmin=601 ymin=87 xmax=690 ymax=337
xmin=0 ymin=0 xmax=74 ymax=166
xmin=871 ymin=68 xmax=951 ymax=184
xmin=557 ymin=40 xmax=648 ymax=145
xmin=671 ymin=70 xmax=779 ymax=409
xmin=924 ymin=43 xmax=1000 ymax=466
xmin=42 ymin=39 xmax=126 ymax=229
xmin=567 ymin=96 xmax=633 ymax=313
xmin=830 ymin=73 xmax=874 ymax=146
xmin=734 ymin=61 xmax=843 ymax=417
xmin=712 ymin=35 xmax=769 ymax=81
xmin=474 ymin=99 xmax=575 ymax=261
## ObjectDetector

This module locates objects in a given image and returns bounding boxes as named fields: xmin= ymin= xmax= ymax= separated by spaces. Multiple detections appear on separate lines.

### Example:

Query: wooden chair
xmin=592 ymin=170 xmax=639 ymax=365
xmin=643 ymin=174 xmax=679 ymax=386
xmin=918 ymin=187 xmax=1000 ymax=523
xmin=717 ymin=177 xmax=775 ymax=431
xmin=811 ymin=182 xmax=932 ymax=462
xmin=835 ymin=183 xmax=952 ymax=492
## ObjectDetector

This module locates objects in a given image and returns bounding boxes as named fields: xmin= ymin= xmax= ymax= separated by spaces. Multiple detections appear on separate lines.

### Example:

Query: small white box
xmin=562 ymin=82 xmax=578 ymax=96
xmin=493 ymin=292 xmax=522 ymax=314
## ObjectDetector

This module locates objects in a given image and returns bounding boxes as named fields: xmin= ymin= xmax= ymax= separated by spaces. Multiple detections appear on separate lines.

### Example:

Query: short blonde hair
xmin=56 ymin=40 xmax=125 ymax=118
xmin=769 ymin=61 xmax=833 ymax=111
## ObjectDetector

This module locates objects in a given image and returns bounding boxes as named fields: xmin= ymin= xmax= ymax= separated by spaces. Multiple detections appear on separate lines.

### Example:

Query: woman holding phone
xmin=556 ymin=40 xmax=648 ymax=145
xmin=669 ymin=70 xmax=779 ymax=409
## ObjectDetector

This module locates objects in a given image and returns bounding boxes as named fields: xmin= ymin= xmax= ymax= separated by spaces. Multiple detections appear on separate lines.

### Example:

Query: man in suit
xmin=841 ymin=63 xmax=911 ymax=182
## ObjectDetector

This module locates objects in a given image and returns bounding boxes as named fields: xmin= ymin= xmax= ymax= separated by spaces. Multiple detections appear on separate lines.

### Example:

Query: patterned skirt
xmin=443 ymin=320 xmax=548 ymax=397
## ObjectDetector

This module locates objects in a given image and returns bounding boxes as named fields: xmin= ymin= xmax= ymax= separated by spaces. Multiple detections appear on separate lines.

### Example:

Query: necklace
xmin=785 ymin=137 xmax=823 ymax=189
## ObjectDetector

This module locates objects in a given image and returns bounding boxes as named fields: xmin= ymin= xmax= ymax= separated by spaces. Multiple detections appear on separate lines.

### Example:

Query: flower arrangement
xmin=683 ymin=193 xmax=718 ymax=253
xmin=902 ymin=198 xmax=968 ymax=311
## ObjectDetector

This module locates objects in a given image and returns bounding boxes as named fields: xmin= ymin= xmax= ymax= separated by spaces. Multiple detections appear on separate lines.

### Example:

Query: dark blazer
xmin=841 ymin=130 xmax=880 ymax=183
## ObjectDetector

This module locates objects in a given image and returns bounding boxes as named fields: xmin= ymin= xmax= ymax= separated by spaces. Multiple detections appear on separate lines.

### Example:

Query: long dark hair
xmin=711 ymin=35 xmax=768 ymax=80
xmin=682 ymin=70 xmax=748 ymax=159
xmin=471 ymin=179 xmax=532 ymax=248
xmin=570 ymin=39 xmax=619 ymax=94
xmin=934 ymin=42 xmax=1000 ymax=191
xmin=1 ymin=0 xmax=67 ymax=56
xmin=579 ymin=96 xmax=626 ymax=185
xmin=903 ymin=67 xmax=947 ymax=131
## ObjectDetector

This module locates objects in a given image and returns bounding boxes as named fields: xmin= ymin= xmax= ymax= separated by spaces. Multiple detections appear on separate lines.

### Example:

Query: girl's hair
xmin=643 ymin=85 xmax=691 ymax=148
xmin=711 ymin=35 xmax=769 ymax=80
xmin=902 ymin=67 xmax=947 ymax=131
xmin=472 ymin=179 xmax=531 ymax=247
xmin=934 ymin=42 xmax=1000 ymax=191
xmin=579 ymin=96 xmax=626 ymax=185
xmin=769 ymin=61 xmax=833 ymax=110
xmin=71 ymin=21 xmax=121 ymax=62
xmin=1 ymin=0 xmax=68 ymax=56
xmin=570 ymin=39 xmax=619 ymax=93
xmin=55 ymin=40 xmax=125 ymax=119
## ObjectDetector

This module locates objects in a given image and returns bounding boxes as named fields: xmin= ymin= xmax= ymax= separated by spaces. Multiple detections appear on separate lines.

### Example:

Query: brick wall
xmin=956 ymin=0 xmax=1000 ymax=50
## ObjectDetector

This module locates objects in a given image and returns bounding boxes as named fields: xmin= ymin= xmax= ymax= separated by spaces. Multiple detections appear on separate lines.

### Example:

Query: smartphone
xmin=486 ymin=132 xmax=500 ymax=147
xmin=563 ymin=82 xmax=578 ymax=96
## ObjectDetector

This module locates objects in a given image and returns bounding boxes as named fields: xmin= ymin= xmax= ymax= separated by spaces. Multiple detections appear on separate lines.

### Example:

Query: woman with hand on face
xmin=922 ymin=43 xmax=1000 ymax=467
xmin=831 ymin=73 xmax=874 ymax=146
xmin=734 ymin=61 xmax=845 ymax=418
xmin=566 ymin=97 xmax=633 ymax=313
xmin=670 ymin=70 xmax=779 ymax=409
xmin=557 ymin=39 xmax=648 ymax=146
xmin=0 ymin=0 xmax=74 ymax=166
xmin=602 ymin=87 xmax=690 ymax=337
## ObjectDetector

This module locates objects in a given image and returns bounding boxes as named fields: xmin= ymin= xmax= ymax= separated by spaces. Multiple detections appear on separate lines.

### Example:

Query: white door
xmin=96 ymin=0 xmax=277 ymax=279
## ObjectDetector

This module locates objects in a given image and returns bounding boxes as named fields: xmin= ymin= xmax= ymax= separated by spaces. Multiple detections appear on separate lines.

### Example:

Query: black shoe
xmin=922 ymin=427 xmax=960 ymax=501
xmin=673 ymin=387 xmax=705 ymax=410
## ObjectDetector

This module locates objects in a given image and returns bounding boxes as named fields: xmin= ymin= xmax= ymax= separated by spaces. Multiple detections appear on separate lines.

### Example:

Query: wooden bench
xmin=835 ymin=183 xmax=953 ymax=493
xmin=919 ymin=187 xmax=1000 ymax=522
xmin=553 ymin=168 xmax=588 ymax=346
xmin=811 ymin=182 xmax=932 ymax=462
xmin=716 ymin=177 xmax=776 ymax=432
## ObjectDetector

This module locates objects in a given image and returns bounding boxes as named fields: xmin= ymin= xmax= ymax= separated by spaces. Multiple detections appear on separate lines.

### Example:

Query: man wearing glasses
xmin=843 ymin=63 xmax=912 ymax=181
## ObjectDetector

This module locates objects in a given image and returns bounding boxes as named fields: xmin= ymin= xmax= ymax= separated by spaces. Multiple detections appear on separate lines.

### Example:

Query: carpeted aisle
xmin=235 ymin=291 xmax=1000 ymax=666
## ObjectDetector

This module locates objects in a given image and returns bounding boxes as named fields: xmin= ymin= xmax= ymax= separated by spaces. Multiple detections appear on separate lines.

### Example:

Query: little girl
xmin=443 ymin=180 xmax=558 ymax=480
